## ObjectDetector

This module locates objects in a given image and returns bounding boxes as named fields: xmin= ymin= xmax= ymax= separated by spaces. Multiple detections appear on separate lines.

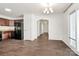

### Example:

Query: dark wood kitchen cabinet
xmin=0 ymin=18 xmax=9 ymax=26
xmin=2 ymin=31 xmax=11 ymax=40
xmin=9 ymin=20 xmax=14 ymax=26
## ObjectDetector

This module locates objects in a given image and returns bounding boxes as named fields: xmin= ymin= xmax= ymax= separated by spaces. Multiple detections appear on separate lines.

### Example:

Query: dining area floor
xmin=0 ymin=33 xmax=78 ymax=56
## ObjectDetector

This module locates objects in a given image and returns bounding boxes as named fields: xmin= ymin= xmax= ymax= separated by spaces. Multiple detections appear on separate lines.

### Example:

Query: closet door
xmin=69 ymin=11 xmax=77 ymax=48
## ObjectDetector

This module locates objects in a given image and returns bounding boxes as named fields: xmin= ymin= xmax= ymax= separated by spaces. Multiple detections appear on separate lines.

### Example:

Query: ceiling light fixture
xmin=49 ymin=8 xmax=53 ymax=13
xmin=41 ymin=3 xmax=54 ymax=14
xmin=43 ymin=8 xmax=48 ymax=13
xmin=43 ymin=7 xmax=54 ymax=14
xmin=5 ymin=8 xmax=12 ymax=12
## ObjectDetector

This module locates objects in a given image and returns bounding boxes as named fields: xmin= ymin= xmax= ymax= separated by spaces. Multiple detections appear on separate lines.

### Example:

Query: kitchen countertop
xmin=0 ymin=26 xmax=15 ymax=31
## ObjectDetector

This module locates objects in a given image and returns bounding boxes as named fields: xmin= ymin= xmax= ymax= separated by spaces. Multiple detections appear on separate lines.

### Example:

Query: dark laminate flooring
xmin=0 ymin=33 xmax=78 ymax=56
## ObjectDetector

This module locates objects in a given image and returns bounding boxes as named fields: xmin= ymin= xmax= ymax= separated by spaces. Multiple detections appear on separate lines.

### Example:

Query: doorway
xmin=37 ymin=20 xmax=48 ymax=39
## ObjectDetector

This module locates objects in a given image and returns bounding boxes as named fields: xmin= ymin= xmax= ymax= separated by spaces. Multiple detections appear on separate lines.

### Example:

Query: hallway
xmin=0 ymin=33 xmax=77 ymax=56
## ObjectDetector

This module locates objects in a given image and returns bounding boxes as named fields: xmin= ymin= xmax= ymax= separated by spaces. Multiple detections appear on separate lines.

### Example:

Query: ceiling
xmin=0 ymin=3 xmax=71 ymax=18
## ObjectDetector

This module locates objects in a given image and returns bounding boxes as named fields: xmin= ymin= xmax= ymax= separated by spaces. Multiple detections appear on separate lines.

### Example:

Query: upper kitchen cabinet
xmin=0 ymin=18 xmax=9 ymax=26
xmin=9 ymin=20 xmax=14 ymax=26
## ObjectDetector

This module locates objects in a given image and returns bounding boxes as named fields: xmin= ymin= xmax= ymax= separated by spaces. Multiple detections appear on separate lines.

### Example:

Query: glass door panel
xmin=69 ymin=11 xmax=77 ymax=48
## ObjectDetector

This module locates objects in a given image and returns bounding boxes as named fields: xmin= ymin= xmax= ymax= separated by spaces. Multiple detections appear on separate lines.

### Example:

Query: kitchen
xmin=0 ymin=18 xmax=23 ymax=41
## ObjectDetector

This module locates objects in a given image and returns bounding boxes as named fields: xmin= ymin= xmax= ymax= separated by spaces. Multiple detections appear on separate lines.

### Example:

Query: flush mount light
xmin=5 ymin=8 xmax=12 ymax=12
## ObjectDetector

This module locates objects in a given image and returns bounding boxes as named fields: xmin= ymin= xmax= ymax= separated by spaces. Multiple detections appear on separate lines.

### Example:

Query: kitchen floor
xmin=0 ymin=33 xmax=78 ymax=56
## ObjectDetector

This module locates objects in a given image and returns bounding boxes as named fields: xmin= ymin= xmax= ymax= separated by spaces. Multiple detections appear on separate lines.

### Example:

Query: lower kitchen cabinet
xmin=2 ymin=31 xmax=11 ymax=40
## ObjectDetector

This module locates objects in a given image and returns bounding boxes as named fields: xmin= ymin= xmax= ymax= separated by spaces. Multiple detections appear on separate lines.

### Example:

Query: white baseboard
xmin=49 ymin=37 xmax=62 ymax=40
xmin=62 ymin=39 xmax=79 ymax=55
xmin=23 ymin=37 xmax=79 ymax=55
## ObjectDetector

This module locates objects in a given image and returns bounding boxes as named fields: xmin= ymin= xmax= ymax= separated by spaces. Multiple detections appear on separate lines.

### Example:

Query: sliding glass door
xmin=69 ymin=11 xmax=77 ymax=48
xmin=77 ymin=10 xmax=79 ymax=51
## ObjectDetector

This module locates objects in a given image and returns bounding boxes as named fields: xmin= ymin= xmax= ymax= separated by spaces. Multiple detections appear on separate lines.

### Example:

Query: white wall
xmin=63 ymin=3 xmax=79 ymax=55
xmin=49 ymin=14 xmax=65 ymax=40
xmin=24 ymin=13 xmax=65 ymax=41
xmin=23 ymin=14 xmax=31 ymax=40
